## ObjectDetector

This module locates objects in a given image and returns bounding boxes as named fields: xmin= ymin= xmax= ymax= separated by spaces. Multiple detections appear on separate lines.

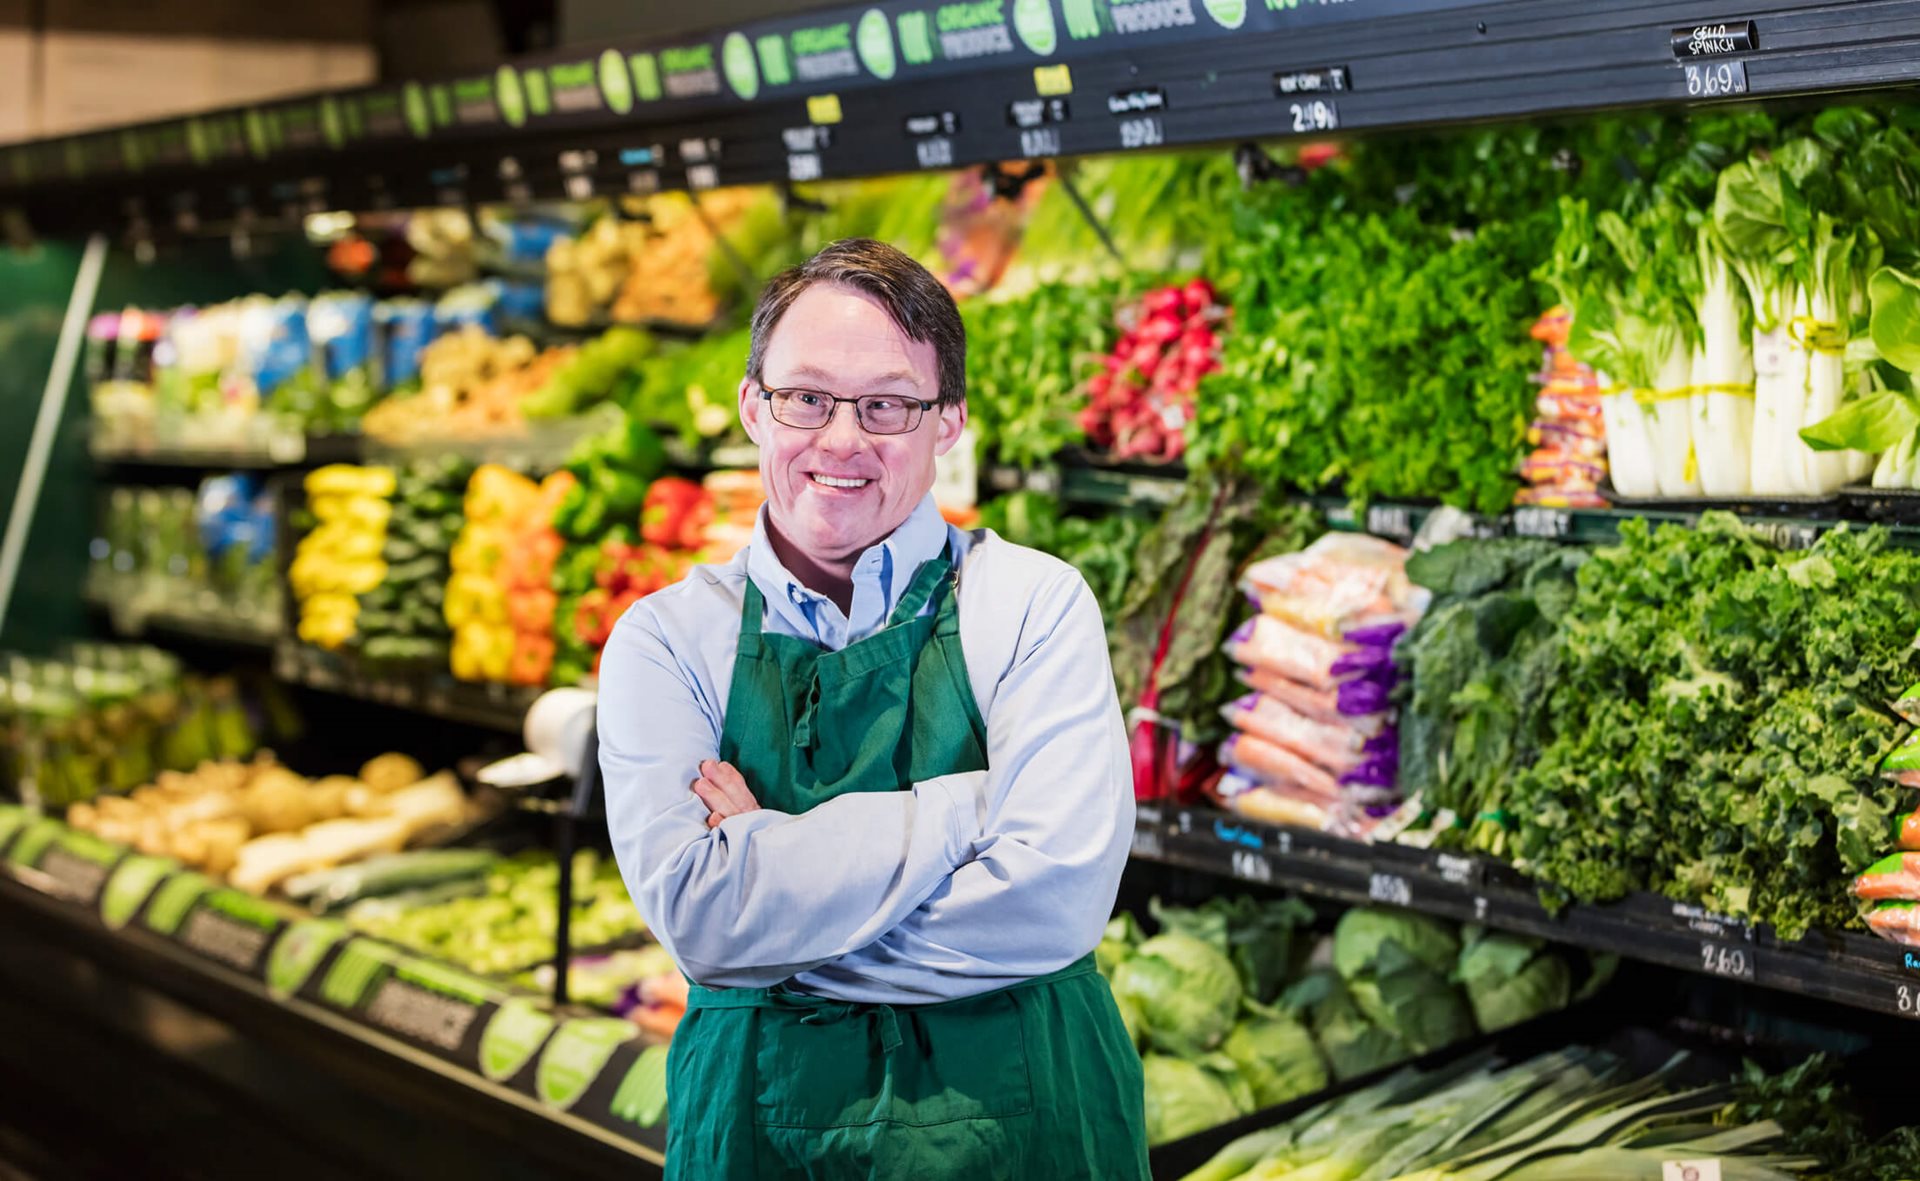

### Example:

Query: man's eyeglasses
xmin=758 ymin=386 xmax=938 ymax=436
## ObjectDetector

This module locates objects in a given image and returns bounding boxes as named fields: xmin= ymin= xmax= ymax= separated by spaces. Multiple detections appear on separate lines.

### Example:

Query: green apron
xmin=664 ymin=549 xmax=1149 ymax=1180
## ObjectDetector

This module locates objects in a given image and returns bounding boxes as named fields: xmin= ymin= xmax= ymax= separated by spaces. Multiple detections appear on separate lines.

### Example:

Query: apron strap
xmin=886 ymin=551 xmax=953 ymax=627
xmin=737 ymin=576 xmax=768 ymax=655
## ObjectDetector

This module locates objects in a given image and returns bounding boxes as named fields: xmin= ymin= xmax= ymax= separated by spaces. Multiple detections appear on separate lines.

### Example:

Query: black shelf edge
xmin=0 ymin=862 xmax=665 ymax=1174
xmin=85 ymin=593 xmax=282 ymax=650
xmin=90 ymin=433 xmax=366 ymax=472
xmin=1130 ymin=801 xmax=1920 ymax=1023
xmin=273 ymin=641 xmax=544 ymax=733
xmin=6 ymin=1 xmax=1919 ymax=234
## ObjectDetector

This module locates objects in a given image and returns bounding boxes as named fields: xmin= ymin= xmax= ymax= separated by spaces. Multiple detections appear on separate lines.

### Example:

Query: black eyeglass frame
xmin=755 ymin=383 xmax=940 ymax=435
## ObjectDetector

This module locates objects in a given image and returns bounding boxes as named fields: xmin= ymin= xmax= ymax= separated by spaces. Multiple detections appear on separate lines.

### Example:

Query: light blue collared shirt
xmin=597 ymin=495 xmax=1134 ymax=1003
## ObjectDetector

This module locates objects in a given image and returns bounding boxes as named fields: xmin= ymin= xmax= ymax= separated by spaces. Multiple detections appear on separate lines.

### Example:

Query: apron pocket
xmin=753 ymin=992 xmax=1034 ymax=1130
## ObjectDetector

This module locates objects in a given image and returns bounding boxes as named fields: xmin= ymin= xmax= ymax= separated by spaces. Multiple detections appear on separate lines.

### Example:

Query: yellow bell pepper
xmin=307 ymin=464 xmax=396 ymax=499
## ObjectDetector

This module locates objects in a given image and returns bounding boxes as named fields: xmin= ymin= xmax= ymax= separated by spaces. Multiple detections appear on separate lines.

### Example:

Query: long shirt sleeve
xmin=598 ymin=496 xmax=1135 ymax=1003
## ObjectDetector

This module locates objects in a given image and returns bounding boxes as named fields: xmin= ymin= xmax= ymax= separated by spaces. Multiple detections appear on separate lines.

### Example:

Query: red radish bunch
xmin=1079 ymin=278 xmax=1225 ymax=464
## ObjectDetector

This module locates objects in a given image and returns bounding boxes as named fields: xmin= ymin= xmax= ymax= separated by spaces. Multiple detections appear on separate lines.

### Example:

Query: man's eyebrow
xmin=781 ymin=363 xmax=923 ymax=389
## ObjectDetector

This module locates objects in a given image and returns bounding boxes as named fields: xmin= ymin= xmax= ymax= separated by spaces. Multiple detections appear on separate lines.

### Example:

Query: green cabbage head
xmin=1111 ymin=931 xmax=1244 ymax=1056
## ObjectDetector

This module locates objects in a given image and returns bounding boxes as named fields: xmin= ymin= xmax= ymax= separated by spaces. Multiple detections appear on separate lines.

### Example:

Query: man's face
xmin=740 ymin=284 xmax=965 ymax=564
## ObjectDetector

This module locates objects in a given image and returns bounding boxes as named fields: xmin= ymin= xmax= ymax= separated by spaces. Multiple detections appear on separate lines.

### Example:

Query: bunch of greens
xmin=1393 ymin=539 xmax=1586 ymax=857
xmin=964 ymin=277 xmax=1128 ymax=467
xmin=1504 ymin=513 xmax=1920 ymax=937
xmin=1109 ymin=471 xmax=1322 ymax=735
xmin=1013 ymin=153 xmax=1240 ymax=282
xmin=1190 ymin=197 xmax=1542 ymax=515
xmin=1721 ymin=1054 xmax=1920 ymax=1181
xmin=974 ymin=491 xmax=1147 ymax=611
xmin=631 ymin=327 xmax=750 ymax=449
xmin=1179 ymin=1046 xmax=1818 ymax=1181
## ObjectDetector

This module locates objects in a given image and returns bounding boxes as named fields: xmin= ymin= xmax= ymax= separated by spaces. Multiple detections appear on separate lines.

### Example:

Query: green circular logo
xmin=722 ymin=32 xmax=759 ymax=100
xmin=244 ymin=109 xmax=272 ymax=158
xmin=497 ymin=65 xmax=528 ymax=126
xmin=404 ymin=83 xmax=432 ymax=139
xmin=598 ymin=49 xmax=634 ymax=115
xmin=320 ymin=97 xmax=345 ymax=147
xmin=1200 ymin=0 xmax=1247 ymax=28
xmin=856 ymin=9 xmax=896 ymax=79
xmin=1011 ymin=0 xmax=1058 ymax=55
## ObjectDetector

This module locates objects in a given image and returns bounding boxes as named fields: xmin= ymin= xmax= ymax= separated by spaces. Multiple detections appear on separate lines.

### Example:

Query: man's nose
xmin=819 ymin=402 xmax=869 ymax=452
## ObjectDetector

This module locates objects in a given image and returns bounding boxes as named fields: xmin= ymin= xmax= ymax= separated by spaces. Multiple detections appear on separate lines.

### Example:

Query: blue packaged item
xmin=195 ymin=474 xmax=262 ymax=557
xmin=378 ymin=299 xmax=436 ymax=387
xmin=250 ymin=297 xmax=311 ymax=395
xmin=435 ymin=281 xmax=502 ymax=335
xmin=309 ymin=292 xmax=375 ymax=383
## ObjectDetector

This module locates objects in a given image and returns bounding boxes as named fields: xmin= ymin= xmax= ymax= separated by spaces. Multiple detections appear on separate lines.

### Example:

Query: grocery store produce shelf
xmin=0 ymin=813 xmax=666 ymax=1178
xmin=91 ymin=433 xmax=365 ymax=471
xmin=273 ymin=641 xmax=542 ymax=733
xmin=11 ymin=1 xmax=1920 ymax=234
xmin=84 ymin=592 xmax=281 ymax=650
xmin=1129 ymin=801 xmax=1920 ymax=1023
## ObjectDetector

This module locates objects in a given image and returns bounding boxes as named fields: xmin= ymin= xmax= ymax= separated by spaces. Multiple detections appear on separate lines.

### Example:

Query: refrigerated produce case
xmin=12 ymin=1 xmax=1920 ymax=1177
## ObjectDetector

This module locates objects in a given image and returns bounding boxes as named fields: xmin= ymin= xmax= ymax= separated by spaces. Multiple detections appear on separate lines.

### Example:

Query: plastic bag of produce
xmin=1220 ymin=693 xmax=1368 ymax=774
xmin=1881 ymin=732 xmax=1920 ymax=787
xmin=1219 ymin=733 xmax=1340 ymax=800
xmin=1867 ymin=900 xmax=1920 ymax=945
xmin=1239 ymin=534 xmax=1428 ymax=638
xmin=1217 ymin=772 xmax=1332 ymax=831
xmin=1223 ymin=615 xmax=1351 ymax=692
xmin=1894 ymin=810 xmax=1920 ymax=852
xmin=1236 ymin=666 xmax=1385 ymax=734
xmin=1854 ymin=852 xmax=1920 ymax=901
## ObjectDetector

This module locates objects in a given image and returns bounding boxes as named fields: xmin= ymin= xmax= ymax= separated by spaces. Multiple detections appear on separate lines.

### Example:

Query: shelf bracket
xmin=1053 ymin=161 xmax=1125 ymax=269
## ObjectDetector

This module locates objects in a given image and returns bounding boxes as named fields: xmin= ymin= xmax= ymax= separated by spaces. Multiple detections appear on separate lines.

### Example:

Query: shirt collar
xmin=745 ymin=495 xmax=951 ymax=646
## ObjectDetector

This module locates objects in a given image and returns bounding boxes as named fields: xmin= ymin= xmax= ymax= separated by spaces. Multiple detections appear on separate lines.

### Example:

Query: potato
xmin=359 ymin=753 xmax=425 ymax=794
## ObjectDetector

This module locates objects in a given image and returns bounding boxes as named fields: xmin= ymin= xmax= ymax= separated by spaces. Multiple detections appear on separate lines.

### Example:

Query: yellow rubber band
xmin=1694 ymin=382 xmax=1757 ymax=398
xmin=1632 ymin=386 xmax=1699 ymax=406
xmin=1788 ymin=316 xmax=1849 ymax=354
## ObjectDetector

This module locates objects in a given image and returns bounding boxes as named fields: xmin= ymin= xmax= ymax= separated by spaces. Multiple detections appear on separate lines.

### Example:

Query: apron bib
xmin=663 ymin=548 xmax=1148 ymax=1180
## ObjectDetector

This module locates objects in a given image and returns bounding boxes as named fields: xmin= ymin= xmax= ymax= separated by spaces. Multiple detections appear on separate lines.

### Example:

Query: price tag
xmin=1512 ymin=507 xmax=1571 ymax=539
xmin=687 ymin=163 xmax=720 ymax=190
xmin=1663 ymin=1162 xmax=1723 ymax=1181
xmin=1697 ymin=940 xmax=1755 ymax=981
xmin=171 ymin=888 xmax=289 ymax=978
xmin=1107 ymin=87 xmax=1166 ymax=115
xmin=1435 ymin=854 xmax=1482 ymax=888
xmin=1020 ymin=128 xmax=1061 ymax=158
xmin=1898 ymin=983 xmax=1920 ymax=1017
xmin=1671 ymin=21 xmax=1756 ymax=57
xmin=8 ymin=821 xmax=124 ymax=908
xmin=314 ymin=937 xmax=507 ymax=1067
xmin=1366 ymin=505 xmax=1413 ymax=541
xmin=1230 ymin=847 xmax=1273 ymax=884
xmin=1274 ymin=66 xmax=1350 ymax=96
xmin=1287 ymin=98 xmax=1340 ymax=134
xmin=1683 ymin=59 xmax=1748 ymax=98
xmin=1118 ymin=116 xmax=1164 ymax=150
xmin=787 ymin=153 xmax=823 ymax=182
xmin=1131 ymin=821 xmax=1164 ymax=859
xmin=1368 ymin=871 xmax=1413 ymax=907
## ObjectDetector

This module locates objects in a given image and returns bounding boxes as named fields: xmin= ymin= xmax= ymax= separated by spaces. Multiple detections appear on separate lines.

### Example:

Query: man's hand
xmin=692 ymin=759 xmax=762 ymax=829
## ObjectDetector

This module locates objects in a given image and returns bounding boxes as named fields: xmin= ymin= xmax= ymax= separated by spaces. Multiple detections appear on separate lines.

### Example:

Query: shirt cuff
xmin=917 ymin=769 xmax=989 ymax=866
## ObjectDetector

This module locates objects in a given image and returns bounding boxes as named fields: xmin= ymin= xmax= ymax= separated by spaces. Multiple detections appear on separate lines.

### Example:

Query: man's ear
xmin=739 ymin=378 xmax=764 ymax=446
xmin=933 ymin=399 xmax=968 ymax=457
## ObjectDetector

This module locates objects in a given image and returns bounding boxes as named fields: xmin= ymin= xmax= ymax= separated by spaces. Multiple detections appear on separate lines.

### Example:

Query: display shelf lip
xmin=1133 ymin=801 xmax=1920 ymax=1020
xmin=273 ymin=640 xmax=541 ymax=733
xmin=0 ymin=869 xmax=665 ymax=1170
xmin=90 ymin=432 xmax=364 ymax=471
xmin=83 ymin=590 xmax=283 ymax=649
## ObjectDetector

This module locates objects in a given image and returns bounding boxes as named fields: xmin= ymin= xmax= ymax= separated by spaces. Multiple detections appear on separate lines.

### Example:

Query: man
xmin=599 ymin=238 xmax=1148 ymax=1180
